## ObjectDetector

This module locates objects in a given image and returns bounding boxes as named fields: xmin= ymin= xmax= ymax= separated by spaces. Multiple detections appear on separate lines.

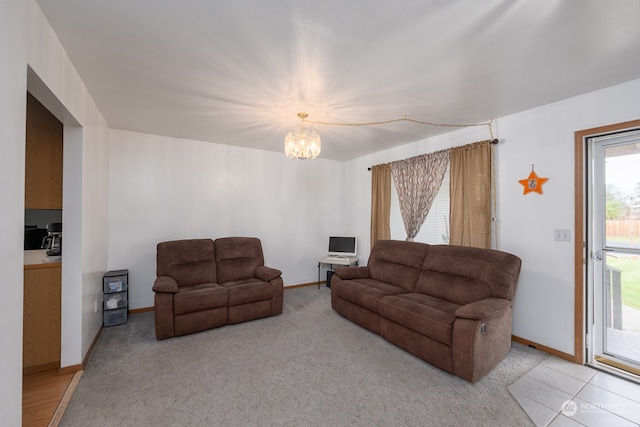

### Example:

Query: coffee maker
xmin=42 ymin=222 xmax=62 ymax=256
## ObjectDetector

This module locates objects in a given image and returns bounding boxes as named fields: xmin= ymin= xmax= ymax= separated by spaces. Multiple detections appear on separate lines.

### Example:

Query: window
xmin=390 ymin=164 xmax=450 ymax=244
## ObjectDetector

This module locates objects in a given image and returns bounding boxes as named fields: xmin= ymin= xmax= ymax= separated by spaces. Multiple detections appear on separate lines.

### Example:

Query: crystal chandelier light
xmin=284 ymin=112 xmax=321 ymax=160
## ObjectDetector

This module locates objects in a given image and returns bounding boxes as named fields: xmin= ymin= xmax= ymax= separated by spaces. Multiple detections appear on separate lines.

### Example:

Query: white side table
xmin=317 ymin=256 xmax=358 ymax=289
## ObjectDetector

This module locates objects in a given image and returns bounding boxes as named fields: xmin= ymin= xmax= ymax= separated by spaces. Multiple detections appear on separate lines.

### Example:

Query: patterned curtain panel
xmin=370 ymin=164 xmax=391 ymax=249
xmin=449 ymin=140 xmax=492 ymax=248
xmin=391 ymin=150 xmax=450 ymax=241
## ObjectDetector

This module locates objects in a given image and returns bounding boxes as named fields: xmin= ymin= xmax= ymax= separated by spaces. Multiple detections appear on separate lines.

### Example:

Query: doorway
xmin=24 ymin=92 xmax=63 ymax=375
xmin=25 ymin=68 xmax=86 ymax=425
xmin=580 ymin=122 xmax=640 ymax=376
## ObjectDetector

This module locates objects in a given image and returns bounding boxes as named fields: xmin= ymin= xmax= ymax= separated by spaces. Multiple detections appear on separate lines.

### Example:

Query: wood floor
xmin=22 ymin=370 xmax=75 ymax=427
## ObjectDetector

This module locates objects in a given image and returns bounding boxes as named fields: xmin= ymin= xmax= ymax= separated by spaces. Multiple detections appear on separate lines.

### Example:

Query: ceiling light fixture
xmin=283 ymin=113 xmax=496 ymax=160
xmin=284 ymin=112 xmax=321 ymax=160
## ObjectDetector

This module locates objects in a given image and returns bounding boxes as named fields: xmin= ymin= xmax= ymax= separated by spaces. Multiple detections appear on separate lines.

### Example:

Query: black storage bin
xmin=326 ymin=270 xmax=335 ymax=288
xmin=103 ymin=269 xmax=128 ymax=326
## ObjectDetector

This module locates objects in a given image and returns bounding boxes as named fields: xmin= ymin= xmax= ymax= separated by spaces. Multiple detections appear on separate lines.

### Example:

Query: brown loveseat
xmin=152 ymin=237 xmax=283 ymax=340
xmin=331 ymin=239 xmax=521 ymax=382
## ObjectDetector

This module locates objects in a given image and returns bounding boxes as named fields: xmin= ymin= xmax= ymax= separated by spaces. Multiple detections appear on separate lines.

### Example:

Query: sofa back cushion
xmin=416 ymin=245 xmax=522 ymax=305
xmin=368 ymin=240 xmax=430 ymax=292
xmin=214 ymin=237 xmax=264 ymax=283
xmin=156 ymin=239 xmax=216 ymax=287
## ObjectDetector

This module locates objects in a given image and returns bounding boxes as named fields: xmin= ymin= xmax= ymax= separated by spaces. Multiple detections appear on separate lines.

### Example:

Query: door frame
xmin=574 ymin=119 xmax=640 ymax=364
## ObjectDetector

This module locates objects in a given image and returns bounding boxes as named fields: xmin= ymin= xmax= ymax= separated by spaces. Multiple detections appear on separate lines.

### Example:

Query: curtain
xmin=449 ymin=140 xmax=492 ymax=248
xmin=391 ymin=150 xmax=450 ymax=241
xmin=370 ymin=164 xmax=391 ymax=249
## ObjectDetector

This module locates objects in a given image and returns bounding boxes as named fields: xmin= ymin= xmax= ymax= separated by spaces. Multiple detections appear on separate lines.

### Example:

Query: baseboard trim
xmin=511 ymin=335 xmax=576 ymax=363
xmin=48 ymin=370 xmax=83 ymax=427
xmin=58 ymin=364 xmax=83 ymax=375
xmin=285 ymin=282 xmax=322 ymax=289
xmin=82 ymin=324 xmax=103 ymax=367
xmin=129 ymin=307 xmax=154 ymax=314
xmin=56 ymin=322 xmax=103 ymax=374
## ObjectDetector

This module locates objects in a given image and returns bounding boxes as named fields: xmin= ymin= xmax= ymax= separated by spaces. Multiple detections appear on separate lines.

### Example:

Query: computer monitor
xmin=328 ymin=236 xmax=357 ymax=257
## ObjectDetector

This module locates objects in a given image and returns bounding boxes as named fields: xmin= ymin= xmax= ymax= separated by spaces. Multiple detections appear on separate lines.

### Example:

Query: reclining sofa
xmin=331 ymin=239 xmax=521 ymax=382
xmin=152 ymin=237 xmax=283 ymax=340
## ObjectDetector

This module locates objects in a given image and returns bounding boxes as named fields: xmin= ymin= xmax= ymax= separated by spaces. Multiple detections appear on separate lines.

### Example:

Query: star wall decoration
xmin=518 ymin=166 xmax=549 ymax=195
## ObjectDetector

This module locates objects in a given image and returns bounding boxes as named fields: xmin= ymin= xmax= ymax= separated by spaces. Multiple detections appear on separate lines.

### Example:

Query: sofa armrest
xmin=334 ymin=266 xmax=370 ymax=280
xmin=152 ymin=276 xmax=179 ymax=293
xmin=255 ymin=266 xmax=282 ymax=282
xmin=454 ymin=298 xmax=510 ymax=320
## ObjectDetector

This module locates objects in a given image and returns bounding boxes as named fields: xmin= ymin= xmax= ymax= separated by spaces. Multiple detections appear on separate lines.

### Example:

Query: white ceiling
xmin=36 ymin=0 xmax=640 ymax=160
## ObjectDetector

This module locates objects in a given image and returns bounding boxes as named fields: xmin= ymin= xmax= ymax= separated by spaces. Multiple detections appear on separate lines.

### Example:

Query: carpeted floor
xmin=60 ymin=286 xmax=549 ymax=426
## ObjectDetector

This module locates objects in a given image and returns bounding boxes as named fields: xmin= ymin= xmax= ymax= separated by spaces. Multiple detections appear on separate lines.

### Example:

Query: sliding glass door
xmin=588 ymin=130 xmax=640 ymax=373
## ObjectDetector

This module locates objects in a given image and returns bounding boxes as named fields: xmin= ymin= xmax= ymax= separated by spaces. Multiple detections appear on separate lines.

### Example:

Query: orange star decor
xmin=518 ymin=166 xmax=549 ymax=195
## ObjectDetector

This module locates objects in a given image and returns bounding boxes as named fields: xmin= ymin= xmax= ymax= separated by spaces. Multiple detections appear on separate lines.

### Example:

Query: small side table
xmin=317 ymin=256 xmax=358 ymax=289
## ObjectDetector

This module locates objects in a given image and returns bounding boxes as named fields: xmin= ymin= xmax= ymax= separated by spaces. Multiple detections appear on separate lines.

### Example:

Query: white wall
xmin=497 ymin=79 xmax=640 ymax=354
xmin=1 ymin=8 xmax=637 ymax=423
xmin=108 ymin=129 xmax=348 ymax=309
xmin=0 ymin=0 xmax=110 ymax=421
xmin=26 ymin=0 xmax=110 ymax=367
xmin=108 ymin=79 xmax=640 ymax=355
xmin=344 ymin=78 xmax=640 ymax=356
xmin=0 ymin=0 xmax=28 ymax=423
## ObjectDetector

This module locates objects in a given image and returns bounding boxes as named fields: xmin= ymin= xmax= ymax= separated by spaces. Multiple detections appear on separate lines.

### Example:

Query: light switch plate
xmin=554 ymin=229 xmax=571 ymax=242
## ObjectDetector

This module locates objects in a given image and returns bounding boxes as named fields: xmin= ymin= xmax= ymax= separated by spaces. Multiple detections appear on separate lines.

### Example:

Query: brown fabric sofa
xmin=331 ymin=239 xmax=521 ymax=382
xmin=152 ymin=237 xmax=283 ymax=340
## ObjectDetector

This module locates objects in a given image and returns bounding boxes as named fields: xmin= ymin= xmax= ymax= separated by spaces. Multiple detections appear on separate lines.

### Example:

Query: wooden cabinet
xmin=23 ymin=264 xmax=61 ymax=375
xmin=25 ymin=92 xmax=63 ymax=210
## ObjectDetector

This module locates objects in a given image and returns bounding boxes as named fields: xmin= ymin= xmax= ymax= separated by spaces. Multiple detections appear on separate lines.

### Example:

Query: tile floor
xmin=508 ymin=357 xmax=640 ymax=426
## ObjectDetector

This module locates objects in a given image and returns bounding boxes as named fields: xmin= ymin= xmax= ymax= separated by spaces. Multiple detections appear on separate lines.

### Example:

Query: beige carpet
xmin=60 ymin=286 xmax=548 ymax=426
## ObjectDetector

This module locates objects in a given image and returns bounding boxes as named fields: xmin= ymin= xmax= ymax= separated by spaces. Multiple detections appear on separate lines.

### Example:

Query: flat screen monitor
xmin=328 ymin=236 xmax=357 ymax=257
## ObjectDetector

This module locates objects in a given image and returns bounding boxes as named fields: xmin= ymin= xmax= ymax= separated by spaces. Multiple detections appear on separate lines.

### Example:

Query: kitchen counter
xmin=24 ymin=249 xmax=61 ymax=269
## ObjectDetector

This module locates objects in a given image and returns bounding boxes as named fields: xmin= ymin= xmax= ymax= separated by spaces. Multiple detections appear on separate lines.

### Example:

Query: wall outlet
xmin=94 ymin=299 xmax=98 ymax=313
xmin=554 ymin=229 xmax=571 ymax=242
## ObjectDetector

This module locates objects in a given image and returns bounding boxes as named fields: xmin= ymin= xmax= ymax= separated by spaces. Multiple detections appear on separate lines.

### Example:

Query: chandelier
xmin=284 ymin=113 xmax=321 ymax=160
xmin=283 ymin=112 xmax=496 ymax=160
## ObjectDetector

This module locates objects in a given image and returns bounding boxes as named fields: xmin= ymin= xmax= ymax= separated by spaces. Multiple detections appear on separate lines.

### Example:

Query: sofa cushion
xmin=334 ymin=266 xmax=370 ymax=280
xmin=152 ymin=276 xmax=179 ymax=293
xmin=156 ymin=239 xmax=217 ymax=287
xmin=332 ymin=278 xmax=406 ymax=312
xmin=378 ymin=293 xmax=460 ymax=346
xmin=454 ymin=297 xmax=511 ymax=320
xmin=215 ymin=237 xmax=265 ymax=283
xmin=367 ymin=240 xmax=430 ymax=292
xmin=416 ymin=245 xmax=522 ymax=305
xmin=255 ymin=266 xmax=282 ymax=282
xmin=220 ymin=279 xmax=274 ymax=306
xmin=173 ymin=283 xmax=228 ymax=315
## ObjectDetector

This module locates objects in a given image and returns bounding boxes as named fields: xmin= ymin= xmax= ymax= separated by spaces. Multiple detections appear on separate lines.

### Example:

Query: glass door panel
xmin=594 ymin=135 xmax=640 ymax=370
xmin=603 ymin=251 xmax=640 ymax=364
